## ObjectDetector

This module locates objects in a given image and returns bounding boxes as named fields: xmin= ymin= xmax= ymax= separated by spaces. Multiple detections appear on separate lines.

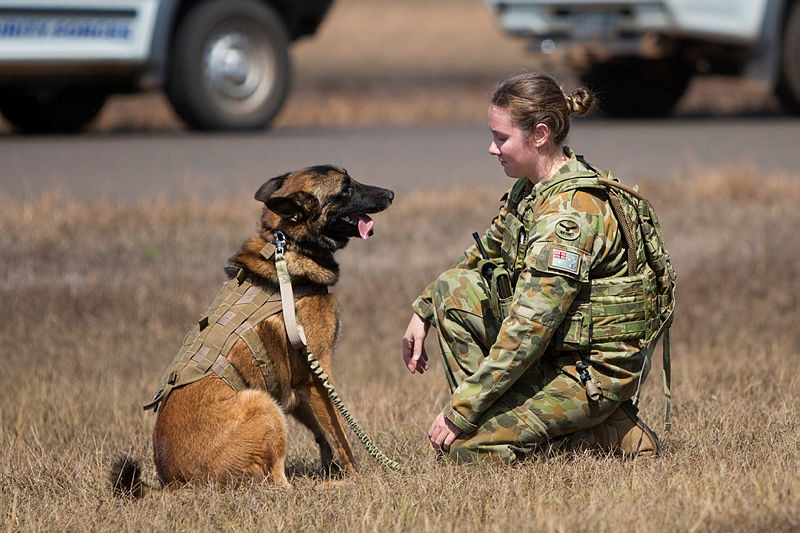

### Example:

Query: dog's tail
xmin=110 ymin=454 xmax=156 ymax=499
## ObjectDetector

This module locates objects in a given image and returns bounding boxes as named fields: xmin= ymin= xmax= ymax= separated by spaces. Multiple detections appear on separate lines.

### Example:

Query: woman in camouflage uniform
xmin=401 ymin=72 xmax=660 ymax=463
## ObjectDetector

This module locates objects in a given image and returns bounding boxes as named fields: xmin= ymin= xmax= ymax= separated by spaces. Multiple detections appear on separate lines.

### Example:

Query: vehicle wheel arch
xmin=169 ymin=0 xmax=292 ymax=38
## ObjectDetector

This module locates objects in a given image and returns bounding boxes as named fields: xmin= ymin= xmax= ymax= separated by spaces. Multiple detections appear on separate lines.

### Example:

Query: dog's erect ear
xmin=265 ymin=191 xmax=320 ymax=222
xmin=254 ymin=173 xmax=291 ymax=204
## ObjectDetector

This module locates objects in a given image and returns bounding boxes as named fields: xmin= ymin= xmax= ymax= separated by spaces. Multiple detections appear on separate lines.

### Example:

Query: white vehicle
xmin=484 ymin=0 xmax=800 ymax=116
xmin=0 ymin=0 xmax=333 ymax=132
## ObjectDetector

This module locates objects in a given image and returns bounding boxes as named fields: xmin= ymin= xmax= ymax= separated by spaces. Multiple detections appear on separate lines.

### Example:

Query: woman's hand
xmin=402 ymin=313 xmax=430 ymax=374
xmin=428 ymin=411 xmax=462 ymax=453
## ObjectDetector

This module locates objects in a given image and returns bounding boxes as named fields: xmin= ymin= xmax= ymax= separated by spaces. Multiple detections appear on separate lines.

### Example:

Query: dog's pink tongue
xmin=356 ymin=214 xmax=374 ymax=239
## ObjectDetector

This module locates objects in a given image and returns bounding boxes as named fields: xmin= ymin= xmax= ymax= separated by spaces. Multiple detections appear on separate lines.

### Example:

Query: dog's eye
xmin=340 ymin=185 xmax=353 ymax=199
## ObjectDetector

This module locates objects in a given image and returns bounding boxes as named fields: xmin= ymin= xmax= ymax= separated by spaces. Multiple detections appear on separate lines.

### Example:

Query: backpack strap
xmin=662 ymin=328 xmax=672 ymax=432
xmin=605 ymin=189 xmax=637 ymax=276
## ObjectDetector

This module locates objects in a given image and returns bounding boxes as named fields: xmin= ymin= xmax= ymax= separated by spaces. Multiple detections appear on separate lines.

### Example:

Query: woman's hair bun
xmin=565 ymin=87 xmax=594 ymax=117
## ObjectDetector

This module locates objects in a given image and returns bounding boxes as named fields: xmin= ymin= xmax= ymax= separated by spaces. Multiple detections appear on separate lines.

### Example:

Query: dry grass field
xmin=1 ymin=169 xmax=798 ymax=532
xmin=0 ymin=1 xmax=797 ymax=531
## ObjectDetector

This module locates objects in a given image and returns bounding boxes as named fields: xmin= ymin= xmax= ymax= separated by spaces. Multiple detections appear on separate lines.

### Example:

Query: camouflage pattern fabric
xmin=413 ymin=150 xmax=647 ymax=463
xmin=144 ymin=272 xmax=283 ymax=413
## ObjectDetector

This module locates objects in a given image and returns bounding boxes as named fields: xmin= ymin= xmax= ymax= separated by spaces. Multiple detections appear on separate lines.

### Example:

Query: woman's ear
xmin=531 ymin=122 xmax=550 ymax=147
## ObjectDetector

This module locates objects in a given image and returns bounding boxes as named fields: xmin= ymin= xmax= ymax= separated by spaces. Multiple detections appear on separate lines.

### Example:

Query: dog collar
xmin=258 ymin=231 xmax=290 ymax=262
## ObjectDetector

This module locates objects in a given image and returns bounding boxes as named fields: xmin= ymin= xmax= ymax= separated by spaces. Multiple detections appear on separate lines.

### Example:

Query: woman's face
xmin=488 ymin=104 xmax=537 ymax=180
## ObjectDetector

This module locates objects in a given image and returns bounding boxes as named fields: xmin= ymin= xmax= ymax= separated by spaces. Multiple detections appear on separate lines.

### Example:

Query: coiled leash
xmin=271 ymin=232 xmax=402 ymax=472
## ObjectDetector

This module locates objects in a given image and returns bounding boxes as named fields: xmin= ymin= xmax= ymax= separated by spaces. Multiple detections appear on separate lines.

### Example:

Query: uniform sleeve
xmin=445 ymin=189 xmax=614 ymax=432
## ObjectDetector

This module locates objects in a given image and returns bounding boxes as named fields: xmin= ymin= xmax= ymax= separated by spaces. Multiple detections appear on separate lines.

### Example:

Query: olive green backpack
xmin=540 ymin=158 xmax=677 ymax=430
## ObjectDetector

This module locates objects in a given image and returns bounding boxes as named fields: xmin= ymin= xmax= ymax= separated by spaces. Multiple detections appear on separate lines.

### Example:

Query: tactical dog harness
xmin=143 ymin=232 xmax=403 ymax=471
xmin=143 ymin=234 xmax=326 ymax=413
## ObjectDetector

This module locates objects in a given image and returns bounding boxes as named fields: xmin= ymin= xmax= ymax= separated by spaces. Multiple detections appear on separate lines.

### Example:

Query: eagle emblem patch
xmin=555 ymin=219 xmax=580 ymax=241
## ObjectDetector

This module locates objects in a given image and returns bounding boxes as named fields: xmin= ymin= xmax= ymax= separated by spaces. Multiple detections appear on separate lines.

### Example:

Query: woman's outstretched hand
xmin=402 ymin=313 xmax=430 ymax=374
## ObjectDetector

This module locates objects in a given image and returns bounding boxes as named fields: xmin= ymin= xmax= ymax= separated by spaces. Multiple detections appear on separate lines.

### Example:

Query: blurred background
xmin=0 ymin=0 xmax=786 ymax=134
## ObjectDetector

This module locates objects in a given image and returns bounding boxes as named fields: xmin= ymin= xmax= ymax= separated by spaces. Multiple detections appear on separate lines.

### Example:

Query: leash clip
xmin=274 ymin=231 xmax=286 ymax=255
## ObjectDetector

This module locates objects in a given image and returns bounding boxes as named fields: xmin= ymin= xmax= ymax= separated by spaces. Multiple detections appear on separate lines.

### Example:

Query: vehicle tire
xmin=582 ymin=58 xmax=691 ymax=118
xmin=0 ymin=88 xmax=106 ymax=134
xmin=776 ymin=2 xmax=800 ymax=113
xmin=166 ymin=0 xmax=291 ymax=131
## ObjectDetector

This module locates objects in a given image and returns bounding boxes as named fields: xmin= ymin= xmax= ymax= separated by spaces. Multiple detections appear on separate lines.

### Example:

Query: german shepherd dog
xmin=112 ymin=165 xmax=393 ymax=494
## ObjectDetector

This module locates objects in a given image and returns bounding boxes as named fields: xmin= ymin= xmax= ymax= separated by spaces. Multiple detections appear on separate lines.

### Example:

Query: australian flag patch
xmin=548 ymin=246 xmax=581 ymax=275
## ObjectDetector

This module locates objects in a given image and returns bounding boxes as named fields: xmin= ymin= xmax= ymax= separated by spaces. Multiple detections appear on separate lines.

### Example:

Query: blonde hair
xmin=491 ymin=73 xmax=593 ymax=144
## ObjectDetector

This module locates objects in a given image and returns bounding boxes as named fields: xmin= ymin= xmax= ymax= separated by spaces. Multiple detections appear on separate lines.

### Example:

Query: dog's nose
xmin=378 ymin=187 xmax=394 ymax=204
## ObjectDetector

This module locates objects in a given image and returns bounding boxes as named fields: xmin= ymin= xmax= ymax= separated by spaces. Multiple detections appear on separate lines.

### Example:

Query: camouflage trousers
xmin=431 ymin=268 xmax=620 ymax=464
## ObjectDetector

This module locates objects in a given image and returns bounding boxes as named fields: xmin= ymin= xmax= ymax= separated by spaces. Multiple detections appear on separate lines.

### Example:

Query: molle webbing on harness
xmin=535 ymin=163 xmax=674 ymax=348
xmin=556 ymin=270 xmax=658 ymax=351
xmin=143 ymin=269 xmax=327 ymax=412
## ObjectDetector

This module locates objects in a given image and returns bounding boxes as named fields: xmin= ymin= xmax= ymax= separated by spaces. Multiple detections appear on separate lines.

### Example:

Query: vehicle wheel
xmin=0 ymin=88 xmax=106 ymax=134
xmin=582 ymin=58 xmax=691 ymax=118
xmin=166 ymin=0 xmax=291 ymax=131
xmin=776 ymin=2 xmax=800 ymax=113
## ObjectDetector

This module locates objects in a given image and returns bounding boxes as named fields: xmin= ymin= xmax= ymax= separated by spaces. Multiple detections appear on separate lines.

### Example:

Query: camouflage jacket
xmin=413 ymin=150 xmax=647 ymax=433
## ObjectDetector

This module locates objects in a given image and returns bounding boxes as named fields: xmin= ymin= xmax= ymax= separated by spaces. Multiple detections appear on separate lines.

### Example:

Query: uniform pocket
xmin=501 ymin=213 xmax=524 ymax=265
xmin=555 ymin=302 xmax=592 ymax=351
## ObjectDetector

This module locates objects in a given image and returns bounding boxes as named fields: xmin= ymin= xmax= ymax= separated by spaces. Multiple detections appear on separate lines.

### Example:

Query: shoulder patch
xmin=548 ymin=246 xmax=581 ymax=275
xmin=555 ymin=218 xmax=580 ymax=241
xmin=529 ymin=241 xmax=589 ymax=281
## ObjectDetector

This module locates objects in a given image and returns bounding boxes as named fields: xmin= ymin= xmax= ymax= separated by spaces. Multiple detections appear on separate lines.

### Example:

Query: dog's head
xmin=254 ymin=165 xmax=394 ymax=251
